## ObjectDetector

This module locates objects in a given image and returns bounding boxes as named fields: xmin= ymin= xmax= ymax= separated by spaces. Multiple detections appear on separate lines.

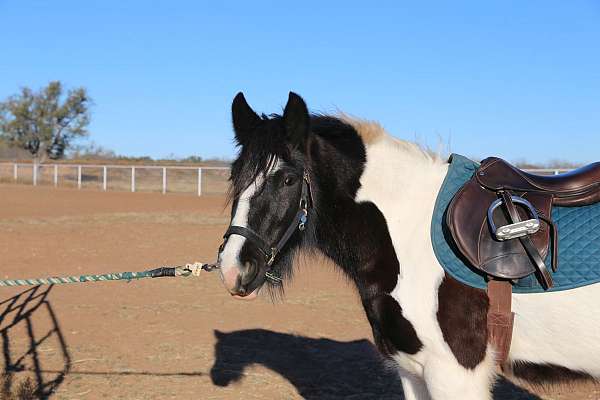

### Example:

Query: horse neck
xmin=356 ymin=137 xmax=449 ymax=247
xmin=309 ymin=133 xmax=448 ymax=294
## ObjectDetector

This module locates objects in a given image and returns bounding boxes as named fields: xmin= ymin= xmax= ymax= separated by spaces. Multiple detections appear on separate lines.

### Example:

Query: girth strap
xmin=487 ymin=279 xmax=514 ymax=366
xmin=487 ymin=192 xmax=557 ymax=366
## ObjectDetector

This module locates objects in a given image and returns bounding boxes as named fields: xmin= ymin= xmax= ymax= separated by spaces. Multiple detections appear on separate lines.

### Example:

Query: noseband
xmin=220 ymin=170 xmax=313 ymax=284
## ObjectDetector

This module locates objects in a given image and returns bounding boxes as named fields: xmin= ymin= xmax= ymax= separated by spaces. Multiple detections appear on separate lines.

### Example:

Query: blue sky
xmin=1 ymin=1 xmax=599 ymax=163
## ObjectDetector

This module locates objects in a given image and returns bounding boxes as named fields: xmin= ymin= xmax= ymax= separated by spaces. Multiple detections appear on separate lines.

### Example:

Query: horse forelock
xmin=228 ymin=113 xmax=377 ymax=205
xmin=228 ymin=115 xmax=291 ymax=204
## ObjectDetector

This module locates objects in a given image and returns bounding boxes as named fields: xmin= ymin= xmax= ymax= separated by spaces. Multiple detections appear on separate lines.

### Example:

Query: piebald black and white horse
xmin=217 ymin=92 xmax=599 ymax=399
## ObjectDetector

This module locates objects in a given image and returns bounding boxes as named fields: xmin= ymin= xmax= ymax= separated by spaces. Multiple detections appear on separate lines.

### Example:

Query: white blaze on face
xmin=219 ymin=175 xmax=264 ymax=289
xmin=219 ymin=159 xmax=281 ymax=292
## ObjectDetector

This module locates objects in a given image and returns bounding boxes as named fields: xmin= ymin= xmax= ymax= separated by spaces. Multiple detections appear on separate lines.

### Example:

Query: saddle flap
xmin=446 ymin=175 xmax=553 ymax=280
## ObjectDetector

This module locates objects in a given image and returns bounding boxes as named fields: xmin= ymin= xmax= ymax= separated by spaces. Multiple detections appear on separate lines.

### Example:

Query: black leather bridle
xmin=219 ymin=170 xmax=313 ymax=285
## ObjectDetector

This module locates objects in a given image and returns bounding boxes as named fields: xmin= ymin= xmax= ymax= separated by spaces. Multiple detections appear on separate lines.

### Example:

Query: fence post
xmin=33 ymin=163 xmax=37 ymax=186
xmin=54 ymin=165 xmax=58 ymax=187
xmin=77 ymin=166 xmax=82 ymax=189
xmin=103 ymin=166 xmax=107 ymax=191
xmin=162 ymin=167 xmax=167 ymax=194
xmin=197 ymin=168 xmax=202 ymax=196
xmin=131 ymin=167 xmax=136 ymax=192
xmin=13 ymin=163 xmax=17 ymax=181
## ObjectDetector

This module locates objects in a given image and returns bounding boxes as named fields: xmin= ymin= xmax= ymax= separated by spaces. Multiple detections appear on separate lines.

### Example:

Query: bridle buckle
xmin=299 ymin=209 xmax=308 ymax=231
xmin=266 ymin=247 xmax=278 ymax=267
xmin=265 ymin=271 xmax=283 ymax=284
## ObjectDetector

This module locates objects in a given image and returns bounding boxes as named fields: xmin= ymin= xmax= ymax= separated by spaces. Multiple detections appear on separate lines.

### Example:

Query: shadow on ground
xmin=210 ymin=328 xmax=542 ymax=400
xmin=0 ymin=286 xmax=69 ymax=399
xmin=0 ymin=288 xmax=544 ymax=399
xmin=0 ymin=286 xmax=205 ymax=400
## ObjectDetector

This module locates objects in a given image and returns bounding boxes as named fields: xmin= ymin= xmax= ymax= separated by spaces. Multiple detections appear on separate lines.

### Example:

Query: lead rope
xmin=0 ymin=262 xmax=219 ymax=287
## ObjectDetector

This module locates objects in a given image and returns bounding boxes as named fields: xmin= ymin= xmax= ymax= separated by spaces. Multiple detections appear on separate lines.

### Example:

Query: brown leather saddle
xmin=446 ymin=157 xmax=600 ymax=365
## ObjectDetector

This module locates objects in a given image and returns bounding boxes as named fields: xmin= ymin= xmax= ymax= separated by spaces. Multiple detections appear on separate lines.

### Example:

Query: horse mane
xmin=338 ymin=113 xmax=444 ymax=165
xmin=228 ymin=112 xmax=443 ymax=203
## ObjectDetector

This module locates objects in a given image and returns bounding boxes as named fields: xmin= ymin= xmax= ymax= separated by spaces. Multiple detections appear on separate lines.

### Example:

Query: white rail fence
xmin=0 ymin=163 xmax=230 ymax=196
xmin=0 ymin=162 xmax=572 ymax=196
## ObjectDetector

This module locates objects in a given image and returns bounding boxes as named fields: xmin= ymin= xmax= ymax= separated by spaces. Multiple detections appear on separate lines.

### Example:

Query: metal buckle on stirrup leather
xmin=488 ymin=196 xmax=540 ymax=241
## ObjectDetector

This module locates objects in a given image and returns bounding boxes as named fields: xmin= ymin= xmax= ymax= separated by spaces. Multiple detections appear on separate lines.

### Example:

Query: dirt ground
xmin=0 ymin=185 xmax=597 ymax=400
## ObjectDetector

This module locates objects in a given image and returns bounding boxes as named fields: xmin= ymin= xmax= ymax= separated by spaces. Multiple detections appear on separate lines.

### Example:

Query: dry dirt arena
xmin=0 ymin=185 xmax=598 ymax=400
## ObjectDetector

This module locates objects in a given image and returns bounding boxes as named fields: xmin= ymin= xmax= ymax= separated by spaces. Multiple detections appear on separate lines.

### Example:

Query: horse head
xmin=217 ymin=92 xmax=315 ymax=299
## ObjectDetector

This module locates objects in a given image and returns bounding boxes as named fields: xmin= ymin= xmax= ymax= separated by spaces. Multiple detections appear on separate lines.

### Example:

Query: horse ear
xmin=283 ymin=92 xmax=309 ymax=149
xmin=232 ymin=92 xmax=260 ymax=145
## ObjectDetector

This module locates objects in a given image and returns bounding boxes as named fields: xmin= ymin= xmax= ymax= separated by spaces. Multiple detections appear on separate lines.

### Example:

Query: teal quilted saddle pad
xmin=431 ymin=154 xmax=600 ymax=293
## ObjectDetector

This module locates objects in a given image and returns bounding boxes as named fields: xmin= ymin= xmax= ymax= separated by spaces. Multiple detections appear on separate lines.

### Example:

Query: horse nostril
xmin=237 ymin=286 xmax=247 ymax=296
xmin=241 ymin=261 xmax=259 ymax=286
xmin=244 ymin=261 xmax=254 ymax=272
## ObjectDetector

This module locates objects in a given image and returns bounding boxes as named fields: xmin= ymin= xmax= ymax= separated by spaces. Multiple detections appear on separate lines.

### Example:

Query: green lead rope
xmin=0 ymin=262 xmax=217 ymax=287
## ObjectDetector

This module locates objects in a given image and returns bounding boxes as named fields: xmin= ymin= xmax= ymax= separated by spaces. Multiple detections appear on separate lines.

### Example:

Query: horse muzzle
xmin=219 ymin=261 xmax=265 ymax=300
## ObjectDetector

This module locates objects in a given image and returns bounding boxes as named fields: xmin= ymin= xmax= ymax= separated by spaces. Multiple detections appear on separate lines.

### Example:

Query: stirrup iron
xmin=488 ymin=196 xmax=540 ymax=241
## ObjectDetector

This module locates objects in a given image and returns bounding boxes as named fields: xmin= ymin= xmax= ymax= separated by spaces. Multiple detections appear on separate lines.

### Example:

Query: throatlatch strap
xmin=487 ymin=280 xmax=514 ymax=366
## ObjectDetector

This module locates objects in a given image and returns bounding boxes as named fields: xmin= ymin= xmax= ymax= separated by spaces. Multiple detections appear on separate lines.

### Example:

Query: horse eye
xmin=284 ymin=176 xmax=296 ymax=186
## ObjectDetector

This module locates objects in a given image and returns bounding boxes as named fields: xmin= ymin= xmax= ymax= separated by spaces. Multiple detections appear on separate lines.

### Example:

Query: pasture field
xmin=0 ymin=185 xmax=597 ymax=399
